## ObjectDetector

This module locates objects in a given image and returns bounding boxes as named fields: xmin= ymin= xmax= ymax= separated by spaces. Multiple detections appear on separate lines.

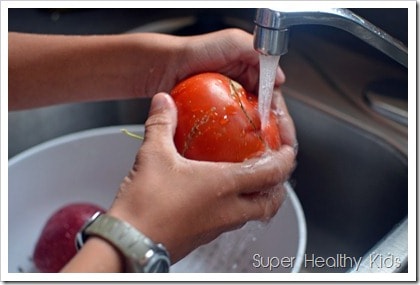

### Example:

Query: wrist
xmin=76 ymin=212 xmax=171 ymax=273
xmin=61 ymin=236 xmax=124 ymax=273
xmin=126 ymin=33 xmax=184 ymax=99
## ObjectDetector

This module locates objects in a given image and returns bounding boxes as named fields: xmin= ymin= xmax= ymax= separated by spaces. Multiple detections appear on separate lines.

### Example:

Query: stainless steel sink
xmin=8 ymin=8 xmax=409 ymax=274
xmin=285 ymin=93 xmax=407 ymax=272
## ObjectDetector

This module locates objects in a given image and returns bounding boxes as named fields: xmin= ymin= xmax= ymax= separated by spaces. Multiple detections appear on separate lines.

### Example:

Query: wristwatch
xmin=76 ymin=211 xmax=170 ymax=273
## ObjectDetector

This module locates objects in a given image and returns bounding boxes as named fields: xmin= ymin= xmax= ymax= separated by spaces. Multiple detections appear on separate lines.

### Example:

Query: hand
xmin=132 ymin=29 xmax=285 ymax=99
xmin=107 ymin=92 xmax=296 ymax=263
xmin=272 ymin=87 xmax=298 ymax=153
xmin=173 ymin=28 xmax=286 ymax=94
xmin=9 ymin=29 xmax=285 ymax=110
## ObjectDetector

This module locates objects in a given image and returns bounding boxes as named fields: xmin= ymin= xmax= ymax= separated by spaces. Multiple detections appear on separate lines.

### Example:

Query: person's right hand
xmin=107 ymin=92 xmax=296 ymax=264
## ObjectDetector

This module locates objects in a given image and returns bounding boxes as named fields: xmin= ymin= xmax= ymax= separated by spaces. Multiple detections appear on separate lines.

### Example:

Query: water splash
xmin=258 ymin=54 xmax=281 ymax=129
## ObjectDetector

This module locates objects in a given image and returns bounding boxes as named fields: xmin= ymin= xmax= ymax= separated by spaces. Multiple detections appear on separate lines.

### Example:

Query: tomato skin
xmin=171 ymin=73 xmax=281 ymax=162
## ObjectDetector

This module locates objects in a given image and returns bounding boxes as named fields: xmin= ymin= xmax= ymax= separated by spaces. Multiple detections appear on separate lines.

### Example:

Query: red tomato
xmin=170 ymin=72 xmax=281 ymax=162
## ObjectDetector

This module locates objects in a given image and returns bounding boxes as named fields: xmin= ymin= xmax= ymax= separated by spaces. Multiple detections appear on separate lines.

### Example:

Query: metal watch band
xmin=76 ymin=212 xmax=170 ymax=273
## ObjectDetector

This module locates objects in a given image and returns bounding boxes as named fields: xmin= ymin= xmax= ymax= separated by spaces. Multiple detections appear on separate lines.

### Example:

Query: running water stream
xmin=258 ymin=54 xmax=281 ymax=129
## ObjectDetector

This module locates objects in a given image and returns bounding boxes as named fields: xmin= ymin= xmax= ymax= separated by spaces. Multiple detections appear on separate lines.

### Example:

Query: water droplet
xmin=219 ymin=114 xmax=229 ymax=125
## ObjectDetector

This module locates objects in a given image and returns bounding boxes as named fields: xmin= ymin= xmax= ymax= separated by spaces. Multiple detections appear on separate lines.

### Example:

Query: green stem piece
xmin=121 ymin=128 xmax=144 ymax=140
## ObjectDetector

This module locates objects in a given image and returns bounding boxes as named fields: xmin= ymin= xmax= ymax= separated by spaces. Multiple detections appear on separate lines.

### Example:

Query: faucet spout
xmin=253 ymin=8 xmax=408 ymax=68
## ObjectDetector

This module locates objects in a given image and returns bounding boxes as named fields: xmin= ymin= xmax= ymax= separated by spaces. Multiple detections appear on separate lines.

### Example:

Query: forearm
xmin=8 ymin=32 xmax=181 ymax=110
xmin=61 ymin=236 xmax=124 ymax=273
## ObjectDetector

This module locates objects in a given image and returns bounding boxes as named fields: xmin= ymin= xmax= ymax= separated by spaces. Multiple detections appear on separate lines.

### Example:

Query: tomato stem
xmin=121 ymin=129 xmax=144 ymax=140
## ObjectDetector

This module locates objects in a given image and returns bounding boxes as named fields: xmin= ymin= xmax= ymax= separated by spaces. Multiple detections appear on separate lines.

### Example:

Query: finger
xmin=226 ymin=182 xmax=287 ymax=224
xmin=142 ymin=92 xmax=178 ymax=153
xmin=272 ymin=88 xmax=291 ymax=117
xmin=274 ymin=66 xmax=286 ymax=87
xmin=220 ymin=145 xmax=296 ymax=195
xmin=272 ymin=89 xmax=298 ymax=149
xmin=243 ymin=182 xmax=287 ymax=221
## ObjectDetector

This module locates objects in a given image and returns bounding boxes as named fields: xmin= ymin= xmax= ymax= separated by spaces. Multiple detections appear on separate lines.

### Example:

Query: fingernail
xmin=293 ymin=142 xmax=299 ymax=155
xmin=150 ymin=93 xmax=170 ymax=113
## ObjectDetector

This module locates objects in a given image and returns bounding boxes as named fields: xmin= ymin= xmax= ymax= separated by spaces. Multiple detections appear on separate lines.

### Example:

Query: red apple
xmin=33 ymin=202 xmax=105 ymax=273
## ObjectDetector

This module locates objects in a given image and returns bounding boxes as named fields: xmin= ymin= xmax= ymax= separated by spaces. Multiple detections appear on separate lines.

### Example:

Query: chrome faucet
xmin=253 ymin=8 xmax=408 ymax=68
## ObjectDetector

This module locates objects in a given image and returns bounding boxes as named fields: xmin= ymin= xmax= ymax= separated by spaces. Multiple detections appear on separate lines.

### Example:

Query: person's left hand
xmin=175 ymin=28 xmax=285 ymax=93
xmin=133 ymin=28 xmax=285 ymax=99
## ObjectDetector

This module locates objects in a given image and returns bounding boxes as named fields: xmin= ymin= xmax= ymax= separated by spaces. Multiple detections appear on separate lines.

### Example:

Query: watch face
xmin=146 ymin=253 xmax=171 ymax=273
xmin=149 ymin=258 xmax=170 ymax=273
xmin=129 ymin=249 xmax=170 ymax=273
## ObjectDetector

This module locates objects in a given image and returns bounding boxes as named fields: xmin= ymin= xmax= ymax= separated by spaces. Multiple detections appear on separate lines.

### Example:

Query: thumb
xmin=142 ymin=92 xmax=178 ymax=149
